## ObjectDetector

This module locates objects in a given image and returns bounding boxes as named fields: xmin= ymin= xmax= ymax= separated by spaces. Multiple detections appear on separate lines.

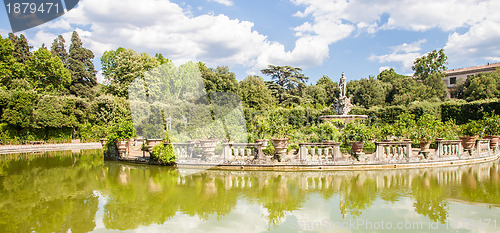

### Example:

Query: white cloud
xmin=291 ymin=0 xmax=500 ymax=68
xmin=208 ymin=0 xmax=233 ymax=6
xmin=13 ymin=0 xmax=500 ymax=75
xmin=369 ymin=40 xmax=426 ymax=72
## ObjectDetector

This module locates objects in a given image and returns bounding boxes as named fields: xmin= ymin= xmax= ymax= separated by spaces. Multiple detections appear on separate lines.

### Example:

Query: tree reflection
xmin=1 ymin=152 xmax=500 ymax=231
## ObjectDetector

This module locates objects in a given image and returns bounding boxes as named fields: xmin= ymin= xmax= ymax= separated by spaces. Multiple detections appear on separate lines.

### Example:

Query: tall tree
xmin=50 ymin=35 xmax=68 ymax=64
xmin=198 ymin=63 xmax=238 ymax=94
xmin=102 ymin=48 xmax=159 ymax=97
xmin=261 ymin=65 xmax=308 ymax=105
xmin=0 ymin=35 xmax=22 ymax=86
xmin=412 ymin=49 xmax=447 ymax=80
xmin=261 ymin=65 xmax=308 ymax=89
xmin=24 ymin=47 xmax=71 ymax=93
xmin=68 ymin=31 xmax=97 ymax=88
xmin=8 ymin=33 xmax=32 ymax=64
xmin=238 ymin=75 xmax=275 ymax=110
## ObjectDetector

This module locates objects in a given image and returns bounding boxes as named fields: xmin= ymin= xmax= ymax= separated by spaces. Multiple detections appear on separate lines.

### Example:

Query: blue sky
xmin=1 ymin=0 xmax=499 ymax=83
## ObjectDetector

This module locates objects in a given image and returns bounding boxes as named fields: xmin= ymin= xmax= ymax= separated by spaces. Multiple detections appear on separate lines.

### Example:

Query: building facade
xmin=442 ymin=62 xmax=500 ymax=97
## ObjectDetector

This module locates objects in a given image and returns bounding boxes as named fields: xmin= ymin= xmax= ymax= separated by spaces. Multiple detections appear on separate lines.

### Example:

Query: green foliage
xmin=317 ymin=121 xmax=341 ymax=141
xmin=67 ymin=31 xmax=97 ymax=89
xmin=199 ymin=63 xmax=238 ymax=94
xmin=238 ymin=75 xmax=275 ymax=111
xmin=412 ymin=114 xmax=442 ymax=142
xmin=412 ymin=49 xmax=448 ymax=80
xmin=8 ymin=33 xmax=32 ymax=64
xmin=441 ymin=99 xmax=500 ymax=124
xmin=50 ymin=35 xmax=68 ymax=64
xmin=457 ymin=72 xmax=500 ymax=101
xmin=480 ymin=113 xmax=500 ymax=136
xmin=393 ymin=112 xmax=416 ymax=138
xmin=25 ymin=47 xmax=71 ymax=93
xmin=349 ymin=76 xmax=388 ymax=108
xmin=460 ymin=120 xmax=483 ymax=136
xmin=108 ymin=118 xmax=136 ymax=141
xmin=102 ymin=48 xmax=159 ymax=97
xmin=151 ymin=143 xmax=177 ymax=164
xmin=342 ymin=121 xmax=374 ymax=142
xmin=438 ymin=120 xmax=460 ymax=140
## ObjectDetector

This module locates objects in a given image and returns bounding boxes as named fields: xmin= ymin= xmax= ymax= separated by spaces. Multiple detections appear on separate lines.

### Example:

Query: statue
xmin=333 ymin=73 xmax=353 ymax=115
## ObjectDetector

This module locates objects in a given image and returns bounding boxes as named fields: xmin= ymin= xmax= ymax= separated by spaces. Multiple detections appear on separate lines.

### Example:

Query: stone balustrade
xmin=476 ymin=139 xmax=491 ymax=158
xmin=375 ymin=141 xmax=412 ymax=163
xmin=436 ymin=140 xmax=461 ymax=160
xmin=298 ymin=143 xmax=341 ymax=161
xmin=171 ymin=143 xmax=196 ymax=159
xmin=222 ymin=143 xmax=264 ymax=161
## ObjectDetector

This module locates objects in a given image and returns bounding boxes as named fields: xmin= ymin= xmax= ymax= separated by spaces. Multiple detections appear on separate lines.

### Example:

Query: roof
xmin=445 ymin=62 xmax=500 ymax=76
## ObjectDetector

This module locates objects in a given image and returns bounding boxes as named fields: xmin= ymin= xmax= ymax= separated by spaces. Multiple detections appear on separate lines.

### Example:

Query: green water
xmin=1 ymin=150 xmax=499 ymax=233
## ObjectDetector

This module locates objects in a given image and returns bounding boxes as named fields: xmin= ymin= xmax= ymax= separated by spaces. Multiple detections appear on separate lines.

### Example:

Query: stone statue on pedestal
xmin=333 ymin=73 xmax=353 ymax=115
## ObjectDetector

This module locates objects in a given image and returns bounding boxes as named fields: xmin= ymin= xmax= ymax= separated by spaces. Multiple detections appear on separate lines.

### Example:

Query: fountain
xmin=319 ymin=72 xmax=368 ymax=124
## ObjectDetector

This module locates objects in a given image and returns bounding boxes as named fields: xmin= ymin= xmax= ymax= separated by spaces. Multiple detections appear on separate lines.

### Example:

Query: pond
xmin=1 ymin=150 xmax=499 ymax=233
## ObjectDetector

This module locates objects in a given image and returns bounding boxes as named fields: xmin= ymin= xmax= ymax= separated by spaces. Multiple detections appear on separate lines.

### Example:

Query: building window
xmin=450 ymin=77 xmax=457 ymax=85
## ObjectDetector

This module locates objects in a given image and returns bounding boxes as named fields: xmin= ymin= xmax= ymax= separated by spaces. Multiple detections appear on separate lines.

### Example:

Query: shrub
xmin=151 ymin=143 xmax=176 ymax=164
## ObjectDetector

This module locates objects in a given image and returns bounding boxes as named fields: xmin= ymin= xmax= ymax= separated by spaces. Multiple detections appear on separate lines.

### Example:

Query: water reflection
xmin=0 ymin=150 xmax=499 ymax=232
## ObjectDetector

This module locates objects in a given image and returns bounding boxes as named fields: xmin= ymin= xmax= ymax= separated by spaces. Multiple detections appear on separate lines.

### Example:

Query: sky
xmin=1 ymin=0 xmax=499 ymax=84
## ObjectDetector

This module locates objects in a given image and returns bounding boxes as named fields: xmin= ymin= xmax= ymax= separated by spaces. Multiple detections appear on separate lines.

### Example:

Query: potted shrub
xmin=437 ymin=120 xmax=460 ymax=140
xmin=342 ymin=121 xmax=373 ymax=155
xmin=481 ymin=113 xmax=500 ymax=149
xmin=108 ymin=119 xmax=136 ymax=157
xmin=318 ymin=121 xmax=341 ymax=143
xmin=254 ymin=114 xmax=271 ymax=149
xmin=269 ymin=114 xmax=292 ymax=161
xmin=460 ymin=120 xmax=482 ymax=150
xmin=411 ymin=114 xmax=441 ymax=151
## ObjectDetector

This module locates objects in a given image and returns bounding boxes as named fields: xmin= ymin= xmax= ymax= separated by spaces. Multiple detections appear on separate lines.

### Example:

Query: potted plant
xmin=460 ymin=120 xmax=482 ymax=150
xmin=394 ymin=112 xmax=416 ymax=141
xmin=108 ymin=119 xmax=136 ymax=157
xmin=411 ymin=114 xmax=441 ymax=151
xmin=342 ymin=121 xmax=373 ymax=155
xmin=269 ymin=114 xmax=291 ymax=161
xmin=318 ymin=121 xmax=341 ymax=143
xmin=481 ymin=113 xmax=500 ymax=149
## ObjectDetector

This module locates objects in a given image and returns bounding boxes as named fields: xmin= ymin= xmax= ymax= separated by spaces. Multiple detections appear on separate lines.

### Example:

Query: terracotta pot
xmin=115 ymin=139 xmax=129 ymax=156
xmin=146 ymin=139 xmax=163 ymax=152
xmin=419 ymin=141 xmax=431 ymax=151
xmin=459 ymin=135 xmax=479 ymax=150
xmin=271 ymin=138 xmax=289 ymax=155
xmin=199 ymin=139 xmax=218 ymax=156
xmin=350 ymin=141 xmax=364 ymax=154
xmin=255 ymin=139 xmax=269 ymax=149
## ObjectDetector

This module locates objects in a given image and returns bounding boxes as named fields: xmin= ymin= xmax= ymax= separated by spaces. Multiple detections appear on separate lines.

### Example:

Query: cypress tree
xmin=8 ymin=33 xmax=32 ymax=64
xmin=50 ymin=35 xmax=68 ymax=64
xmin=68 ymin=31 xmax=97 ymax=87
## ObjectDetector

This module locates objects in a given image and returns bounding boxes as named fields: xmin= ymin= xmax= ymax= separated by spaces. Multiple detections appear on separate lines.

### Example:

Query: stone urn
xmin=271 ymin=138 xmax=289 ymax=156
xmin=350 ymin=141 xmax=364 ymax=154
xmin=459 ymin=135 xmax=479 ymax=150
xmin=146 ymin=139 xmax=163 ymax=152
xmin=199 ymin=139 xmax=219 ymax=156
xmin=255 ymin=139 xmax=269 ymax=149
xmin=419 ymin=140 xmax=431 ymax=151
xmin=485 ymin=135 xmax=500 ymax=149
xmin=115 ymin=139 xmax=129 ymax=157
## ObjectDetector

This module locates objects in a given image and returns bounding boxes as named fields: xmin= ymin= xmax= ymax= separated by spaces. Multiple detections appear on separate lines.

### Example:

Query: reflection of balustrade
xmin=222 ymin=143 xmax=264 ymax=160
xmin=476 ymin=139 xmax=491 ymax=158
xmin=436 ymin=140 xmax=461 ymax=159
xmin=298 ymin=143 xmax=341 ymax=161
xmin=375 ymin=141 xmax=412 ymax=162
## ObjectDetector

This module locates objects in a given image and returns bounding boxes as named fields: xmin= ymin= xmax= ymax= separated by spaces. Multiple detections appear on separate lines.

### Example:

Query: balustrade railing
xmin=436 ymin=140 xmax=461 ymax=160
xmin=222 ymin=143 xmax=264 ymax=160
xmin=476 ymin=139 xmax=491 ymax=158
xmin=298 ymin=143 xmax=341 ymax=161
xmin=375 ymin=141 xmax=412 ymax=163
